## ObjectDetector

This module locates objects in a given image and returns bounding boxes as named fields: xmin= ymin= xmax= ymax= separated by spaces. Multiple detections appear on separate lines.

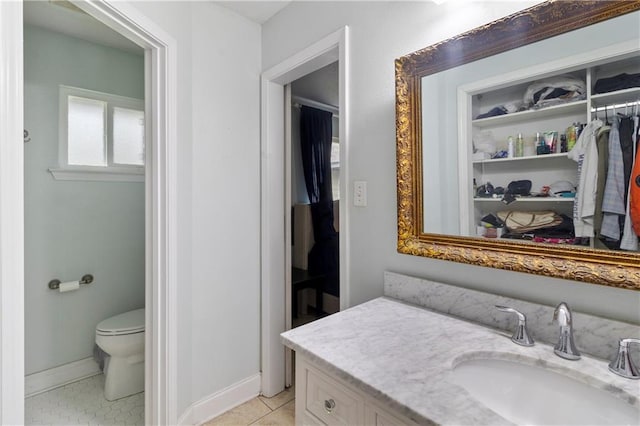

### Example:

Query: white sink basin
xmin=451 ymin=357 xmax=640 ymax=426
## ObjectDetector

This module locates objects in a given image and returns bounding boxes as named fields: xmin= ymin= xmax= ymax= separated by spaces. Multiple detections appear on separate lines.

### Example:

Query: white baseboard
xmin=25 ymin=357 xmax=101 ymax=397
xmin=178 ymin=373 xmax=261 ymax=425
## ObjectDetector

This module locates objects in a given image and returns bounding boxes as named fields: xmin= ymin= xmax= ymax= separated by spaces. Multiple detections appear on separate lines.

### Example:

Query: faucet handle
xmin=553 ymin=302 xmax=572 ymax=326
xmin=552 ymin=302 xmax=581 ymax=360
xmin=495 ymin=305 xmax=535 ymax=347
xmin=609 ymin=338 xmax=640 ymax=379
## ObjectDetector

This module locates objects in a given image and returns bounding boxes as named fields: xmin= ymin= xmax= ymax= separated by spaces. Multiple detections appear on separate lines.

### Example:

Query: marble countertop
xmin=281 ymin=297 xmax=640 ymax=425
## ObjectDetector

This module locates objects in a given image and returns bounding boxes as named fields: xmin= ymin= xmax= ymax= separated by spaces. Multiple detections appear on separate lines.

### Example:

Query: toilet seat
xmin=96 ymin=308 xmax=145 ymax=336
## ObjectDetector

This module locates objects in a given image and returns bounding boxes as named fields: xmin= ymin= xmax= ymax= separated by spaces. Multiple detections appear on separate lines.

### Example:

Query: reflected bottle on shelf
xmin=567 ymin=124 xmax=577 ymax=151
xmin=516 ymin=133 xmax=524 ymax=157
xmin=536 ymin=132 xmax=550 ymax=155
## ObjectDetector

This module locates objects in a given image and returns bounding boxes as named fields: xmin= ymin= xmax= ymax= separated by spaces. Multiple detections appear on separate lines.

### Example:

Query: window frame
xmin=50 ymin=85 xmax=145 ymax=182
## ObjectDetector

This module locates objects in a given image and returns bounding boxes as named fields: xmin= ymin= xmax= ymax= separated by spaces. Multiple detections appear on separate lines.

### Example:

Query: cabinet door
xmin=365 ymin=404 xmax=416 ymax=426
xmin=296 ymin=359 xmax=364 ymax=425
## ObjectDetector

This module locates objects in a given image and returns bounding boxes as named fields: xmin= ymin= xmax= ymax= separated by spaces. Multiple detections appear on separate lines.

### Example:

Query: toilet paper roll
xmin=59 ymin=280 xmax=80 ymax=293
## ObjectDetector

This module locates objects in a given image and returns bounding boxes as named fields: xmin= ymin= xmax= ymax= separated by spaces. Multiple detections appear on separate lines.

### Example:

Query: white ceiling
xmin=23 ymin=1 xmax=142 ymax=54
xmin=215 ymin=1 xmax=292 ymax=24
xmin=292 ymin=61 xmax=339 ymax=107
xmin=23 ymin=1 xmax=292 ymax=52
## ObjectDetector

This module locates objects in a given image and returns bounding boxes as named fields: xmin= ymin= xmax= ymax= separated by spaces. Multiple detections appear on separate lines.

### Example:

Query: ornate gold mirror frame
xmin=396 ymin=0 xmax=640 ymax=291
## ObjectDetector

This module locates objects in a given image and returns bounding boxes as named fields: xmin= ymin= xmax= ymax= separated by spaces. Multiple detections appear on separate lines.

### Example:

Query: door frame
xmin=0 ymin=2 xmax=26 ymax=423
xmin=260 ymin=27 xmax=349 ymax=397
xmin=0 ymin=1 xmax=179 ymax=424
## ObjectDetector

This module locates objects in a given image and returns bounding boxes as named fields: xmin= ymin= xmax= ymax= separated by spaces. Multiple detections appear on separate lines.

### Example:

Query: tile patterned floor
xmin=25 ymin=374 xmax=144 ymax=426
xmin=25 ymin=374 xmax=294 ymax=426
xmin=203 ymin=387 xmax=295 ymax=426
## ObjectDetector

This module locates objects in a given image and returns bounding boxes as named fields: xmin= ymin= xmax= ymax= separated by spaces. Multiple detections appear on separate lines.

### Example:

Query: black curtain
xmin=300 ymin=105 xmax=339 ymax=297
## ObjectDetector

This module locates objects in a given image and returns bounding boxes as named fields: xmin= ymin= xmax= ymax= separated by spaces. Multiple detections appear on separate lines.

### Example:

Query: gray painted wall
xmin=24 ymin=25 xmax=145 ymax=375
xmin=263 ymin=1 xmax=640 ymax=325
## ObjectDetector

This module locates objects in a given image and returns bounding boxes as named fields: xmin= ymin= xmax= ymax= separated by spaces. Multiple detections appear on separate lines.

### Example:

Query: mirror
xmin=396 ymin=0 xmax=640 ymax=290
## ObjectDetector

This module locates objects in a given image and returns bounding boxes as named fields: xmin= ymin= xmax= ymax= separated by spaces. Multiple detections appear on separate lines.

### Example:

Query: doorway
xmin=288 ymin=62 xmax=341 ymax=331
xmin=23 ymin=2 xmax=145 ymax=423
xmin=261 ymin=27 xmax=349 ymax=398
xmin=285 ymin=62 xmax=341 ymax=389
xmin=0 ymin=1 xmax=177 ymax=424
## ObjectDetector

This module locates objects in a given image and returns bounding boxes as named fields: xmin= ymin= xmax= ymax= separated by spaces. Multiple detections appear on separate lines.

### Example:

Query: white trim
xmin=338 ymin=27 xmax=350 ymax=312
xmin=0 ymin=2 xmax=25 ymax=423
xmin=457 ymin=88 xmax=472 ymax=236
xmin=177 ymin=374 xmax=261 ymax=426
xmin=260 ymin=26 xmax=349 ymax=398
xmin=49 ymin=167 xmax=144 ymax=182
xmin=284 ymin=84 xmax=293 ymax=389
xmin=260 ymin=77 xmax=286 ymax=398
xmin=59 ymin=85 xmax=144 ymax=106
xmin=58 ymin=1 xmax=179 ymax=424
xmin=25 ymin=358 xmax=102 ymax=398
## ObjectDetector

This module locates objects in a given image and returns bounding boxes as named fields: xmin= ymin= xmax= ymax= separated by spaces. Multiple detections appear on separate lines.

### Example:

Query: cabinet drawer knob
xmin=324 ymin=399 xmax=336 ymax=413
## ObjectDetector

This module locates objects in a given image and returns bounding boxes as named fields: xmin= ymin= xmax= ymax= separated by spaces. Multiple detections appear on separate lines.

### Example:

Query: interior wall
xmin=189 ymin=1 xmax=262 ymax=402
xmin=23 ymin=24 xmax=145 ymax=375
xmin=262 ymin=1 xmax=640 ymax=325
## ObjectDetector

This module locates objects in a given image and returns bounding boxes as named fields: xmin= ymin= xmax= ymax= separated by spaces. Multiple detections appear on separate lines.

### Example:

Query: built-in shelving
xmin=463 ymin=50 xmax=639 ymax=241
xmin=473 ymin=152 xmax=569 ymax=165
xmin=473 ymin=197 xmax=574 ymax=203
xmin=472 ymin=100 xmax=587 ymax=128
xmin=591 ymin=87 xmax=640 ymax=108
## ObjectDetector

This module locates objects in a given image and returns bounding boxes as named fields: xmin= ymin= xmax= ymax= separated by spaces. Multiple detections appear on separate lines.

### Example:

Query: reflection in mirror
xmin=396 ymin=0 xmax=640 ymax=290
xmin=422 ymin=11 xmax=640 ymax=244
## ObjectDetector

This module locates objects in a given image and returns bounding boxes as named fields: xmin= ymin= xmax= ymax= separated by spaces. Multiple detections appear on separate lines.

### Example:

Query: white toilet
xmin=95 ymin=308 xmax=145 ymax=401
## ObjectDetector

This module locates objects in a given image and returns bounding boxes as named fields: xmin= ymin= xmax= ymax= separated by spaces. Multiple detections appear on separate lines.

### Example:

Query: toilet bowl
xmin=95 ymin=308 xmax=145 ymax=401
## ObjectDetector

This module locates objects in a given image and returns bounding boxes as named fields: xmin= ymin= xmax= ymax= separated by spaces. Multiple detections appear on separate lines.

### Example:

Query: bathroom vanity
xmin=281 ymin=295 xmax=640 ymax=425
xmin=293 ymin=354 xmax=416 ymax=425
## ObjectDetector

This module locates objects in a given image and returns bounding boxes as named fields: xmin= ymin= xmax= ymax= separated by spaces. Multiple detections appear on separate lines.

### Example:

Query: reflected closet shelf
xmin=473 ymin=153 xmax=569 ymax=165
xmin=473 ymin=197 xmax=573 ymax=203
xmin=472 ymin=100 xmax=587 ymax=128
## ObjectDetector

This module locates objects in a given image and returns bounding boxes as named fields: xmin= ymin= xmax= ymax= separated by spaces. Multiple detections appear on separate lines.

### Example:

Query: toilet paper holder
xmin=48 ymin=274 xmax=94 ymax=290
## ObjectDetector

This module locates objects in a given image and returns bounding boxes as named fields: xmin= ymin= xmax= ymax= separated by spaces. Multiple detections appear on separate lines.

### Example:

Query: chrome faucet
xmin=495 ymin=305 xmax=534 ymax=346
xmin=608 ymin=338 xmax=640 ymax=379
xmin=553 ymin=302 xmax=581 ymax=360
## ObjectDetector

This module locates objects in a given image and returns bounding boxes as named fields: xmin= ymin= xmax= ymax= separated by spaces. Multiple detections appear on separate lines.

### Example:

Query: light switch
xmin=354 ymin=181 xmax=367 ymax=207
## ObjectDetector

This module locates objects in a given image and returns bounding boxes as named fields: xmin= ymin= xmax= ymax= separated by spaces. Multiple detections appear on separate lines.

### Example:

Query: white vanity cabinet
xmin=460 ymin=49 xmax=640 ymax=238
xmin=294 ymin=355 xmax=418 ymax=426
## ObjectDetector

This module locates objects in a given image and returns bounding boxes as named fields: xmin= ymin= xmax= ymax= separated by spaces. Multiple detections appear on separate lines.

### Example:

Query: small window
xmin=113 ymin=107 xmax=145 ymax=166
xmin=67 ymin=96 xmax=107 ymax=166
xmin=50 ymin=86 xmax=145 ymax=182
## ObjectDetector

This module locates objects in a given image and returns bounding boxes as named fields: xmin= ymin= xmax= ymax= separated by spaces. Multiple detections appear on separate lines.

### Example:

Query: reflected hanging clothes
xmin=619 ymin=116 xmax=635 ymax=202
xmin=600 ymin=117 xmax=626 ymax=245
xmin=620 ymin=115 xmax=639 ymax=250
xmin=630 ymin=116 xmax=640 ymax=237
xmin=593 ymin=124 xmax=610 ymax=249
xmin=568 ymin=119 xmax=602 ymax=238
